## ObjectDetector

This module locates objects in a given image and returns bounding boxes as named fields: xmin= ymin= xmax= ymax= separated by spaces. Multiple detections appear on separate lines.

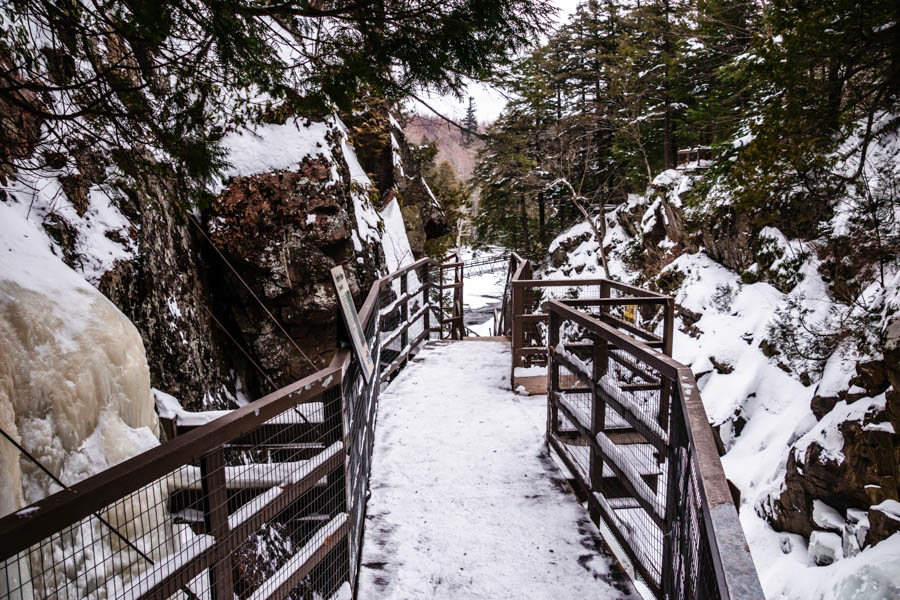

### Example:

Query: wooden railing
xmin=0 ymin=254 xmax=462 ymax=600
xmin=501 ymin=253 xmax=764 ymax=600
xmin=501 ymin=252 xmax=674 ymax=388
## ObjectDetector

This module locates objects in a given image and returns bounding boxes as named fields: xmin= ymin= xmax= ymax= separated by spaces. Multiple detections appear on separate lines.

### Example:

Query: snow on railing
xmin=546 ymin=298 xmax=764 ymax=600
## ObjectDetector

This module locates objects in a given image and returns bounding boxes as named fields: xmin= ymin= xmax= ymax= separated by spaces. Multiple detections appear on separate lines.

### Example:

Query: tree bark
xmin=538 ymin=191 xmax=546 ymax=249
xmin=519 ymin=194 xmax=530 ymax=255
xmin=554 ymin=179 xmax=609 ymax=277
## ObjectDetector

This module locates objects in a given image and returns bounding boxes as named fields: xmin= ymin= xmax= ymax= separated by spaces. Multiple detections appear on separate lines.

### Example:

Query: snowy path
xmin=358 ymin=341 xmax=637 ymax=599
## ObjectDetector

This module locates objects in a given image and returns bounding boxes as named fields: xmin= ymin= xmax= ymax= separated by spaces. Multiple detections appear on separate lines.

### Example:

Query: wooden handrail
xmin=0 ymin=253 xmax=461 ymax=600
xmin=546 ymin=297 xmax=764 ymax=600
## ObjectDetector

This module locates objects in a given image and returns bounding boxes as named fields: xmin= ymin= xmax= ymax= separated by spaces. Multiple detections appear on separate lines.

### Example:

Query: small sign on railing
xmin=332 ymin=265 xmax=376 ymax=383
xmin=623 ymin=304 xmax=637 ymax=324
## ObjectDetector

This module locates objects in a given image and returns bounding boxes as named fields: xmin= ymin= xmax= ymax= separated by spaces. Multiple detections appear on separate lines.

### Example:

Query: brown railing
xmin=502 ymin=254 xmax=763 ymax=600
xmin=0 ymin=254 xmax=462 ymax=600
xmin=502 ymin=252 xmax=674 ymax=388
xmin=435 ymin=251 xmax=465 ymax=341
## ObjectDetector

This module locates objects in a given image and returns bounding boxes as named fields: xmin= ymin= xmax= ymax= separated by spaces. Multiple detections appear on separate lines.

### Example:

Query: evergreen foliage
xmin=0 ymin=0 xmax=553 ymax=195
xmin=424 ymin=159 xmax=469 ymax=256
xmin=472 ymin=0 xmax=900 ymax=261
xmin=462 ymin=96 xmax=478 ymax=145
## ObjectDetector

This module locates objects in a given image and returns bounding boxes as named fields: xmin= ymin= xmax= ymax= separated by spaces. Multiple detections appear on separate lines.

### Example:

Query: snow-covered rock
xmin=808 ymin=531 xmax=844 ymax=566
xmin=540 ymin=156 xmax=900 ymax=599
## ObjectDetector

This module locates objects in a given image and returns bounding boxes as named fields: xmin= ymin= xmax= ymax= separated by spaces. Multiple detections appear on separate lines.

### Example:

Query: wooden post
xmin=423 ymin=264 xmax=431 ymax=336
xmin=658 ymin=297 xmax=675 ymax=430
xmin=548 ymin=309 xmax=560 ymax=438
xmin=456 ymin=262 xmax=464 ymax=339
xmin=589 ymin=334 xmax=607 ymax=495
xmin=338 ymin=377 xmax=356 ymax=592
xmin=663 ymin=297 xmax=674 ymax=357
xmin=661 ymin=386 xmax=684 ymax=600
xmin=438 ymin=263 xmax=445 ymax=339
xmin=200 ymin=448 xmax=233 ymax=600
xmin=400 ymin=271 xmax=409 ymax=351
xmin=511 ymin=282 xmax=523 ymax=371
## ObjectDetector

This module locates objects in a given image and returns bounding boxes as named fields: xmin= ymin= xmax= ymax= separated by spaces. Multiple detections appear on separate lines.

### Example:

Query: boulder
xmin=768 ymin=414 xmax=899 ymax=538
xmin=207 ymin=150 xmax=383 ymax=388
xmin=808 ymin=531 xmax=843 ymax=566
xmin=865 ymin=500 xmax=900 ymax=547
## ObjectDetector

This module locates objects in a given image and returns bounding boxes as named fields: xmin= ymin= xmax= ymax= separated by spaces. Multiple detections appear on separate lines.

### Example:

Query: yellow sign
xmin=623 ymin=304 xmax=637 ymax=324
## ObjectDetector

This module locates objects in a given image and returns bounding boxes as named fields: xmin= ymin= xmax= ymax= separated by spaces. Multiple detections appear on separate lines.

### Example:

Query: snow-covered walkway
xmin=358 ymin=340 xmax=637 ymax=599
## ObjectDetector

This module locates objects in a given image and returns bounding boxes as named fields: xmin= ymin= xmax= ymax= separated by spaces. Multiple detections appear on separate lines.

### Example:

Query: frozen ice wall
xmin=0 ymin=200 xmax=159 ymax=518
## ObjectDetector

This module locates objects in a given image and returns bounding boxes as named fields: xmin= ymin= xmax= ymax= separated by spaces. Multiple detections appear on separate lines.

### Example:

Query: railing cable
xmin=184 ymin=285 xmax=311 ymax=424
xmin=185 ymin=213 xmax=318 ymax=372
xmin=0 ymin=426 xmax=198 ymax=599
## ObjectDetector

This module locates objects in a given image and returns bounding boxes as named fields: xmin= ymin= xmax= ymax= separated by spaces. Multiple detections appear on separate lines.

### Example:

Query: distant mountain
xmin=404 ymin=114 xmax=483 ymax=182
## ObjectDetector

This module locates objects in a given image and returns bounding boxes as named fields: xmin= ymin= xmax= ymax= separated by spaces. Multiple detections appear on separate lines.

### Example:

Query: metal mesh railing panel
xmin=345 ymin=298 xmax=382 ymax=586
xmin=0 ymin=256 xmax=450 ymax=600
xmin=0 ymin=383 xmax=345 ymax=600
xmin=547 ymin=299 xmax=734 ymax=600
xmin=663 ymin=387 xmax=722 ymax=600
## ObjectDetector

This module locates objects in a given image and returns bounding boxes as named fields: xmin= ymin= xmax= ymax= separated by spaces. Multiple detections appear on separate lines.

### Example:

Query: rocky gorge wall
xmin=1 ymin=102 xmax=446 ymax=470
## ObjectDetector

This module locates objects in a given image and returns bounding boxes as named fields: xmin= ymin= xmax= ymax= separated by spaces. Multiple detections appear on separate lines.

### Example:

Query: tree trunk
xmin=538 ymin=191 xmax=546 ymax=249
xmin=662 ymin=0 xmax=674 ymax=171
xmin=519 ymin=194 xmax=530 ymax=255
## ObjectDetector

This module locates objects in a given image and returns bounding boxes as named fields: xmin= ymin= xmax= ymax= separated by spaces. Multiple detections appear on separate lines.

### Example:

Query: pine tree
xmin=0 ymin=0 xmax=556 ymax=190
xmin=463 ymin=97 xmax=478 ymax=145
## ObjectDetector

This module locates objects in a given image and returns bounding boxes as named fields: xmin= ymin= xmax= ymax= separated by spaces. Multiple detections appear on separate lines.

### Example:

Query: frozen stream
xmin=461 ymin=251 xmax=507 ymax=336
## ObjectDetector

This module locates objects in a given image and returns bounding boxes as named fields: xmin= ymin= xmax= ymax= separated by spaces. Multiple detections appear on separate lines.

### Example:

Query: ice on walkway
xmin=358 ymin=341 xmax=636 ymax=599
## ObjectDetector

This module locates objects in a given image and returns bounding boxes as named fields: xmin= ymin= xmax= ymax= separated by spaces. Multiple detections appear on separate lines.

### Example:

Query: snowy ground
xmin=358 ymin=340 xmax=636 ymax=599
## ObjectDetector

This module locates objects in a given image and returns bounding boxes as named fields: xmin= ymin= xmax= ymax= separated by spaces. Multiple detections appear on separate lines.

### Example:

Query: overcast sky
xmin=410 ymin=0 xmax=581 ymax=124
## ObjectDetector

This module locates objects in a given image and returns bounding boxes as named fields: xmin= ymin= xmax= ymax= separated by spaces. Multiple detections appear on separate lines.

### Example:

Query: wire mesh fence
xmin=0 ymin=255 xmax=461 ymax=600
xmin=0 ymin=370 xmax=346 ymax=600
xmin=547 ymin=299 xmax=761 ymax=600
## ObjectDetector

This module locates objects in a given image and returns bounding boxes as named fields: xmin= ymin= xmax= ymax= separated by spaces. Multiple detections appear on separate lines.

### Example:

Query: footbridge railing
xmin=501 ymin=253 xmax=764 ymax=600
xmin=462 ymin=253 xmax=508 ymax=278
xmin=0 ymin=254 xmax=463 ymax=600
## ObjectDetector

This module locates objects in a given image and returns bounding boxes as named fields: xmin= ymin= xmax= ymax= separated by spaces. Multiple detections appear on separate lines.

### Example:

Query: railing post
xmin=599 ymin=280 xmax=610 ymax=321
xmin=662 ymin=380 xmax=685 ymax=600
xmin=511 ymin=282 xmax=523 ymax=371
xmin=455 ymin=261 xmax=464 ymax=339
xmin=589 ymin=332 xmax=607 ymax=496
xmin=423 ymin=263 xmax=431 ymax=337
xmin=439 ymin=262 xmax=446 ymax=340
xmin=658 ymin=297 xmax=676 ymax=430
xmin=329 ymin=371 xmax=353 ymax=591
xmin=200 ymin=447 xmax=233 ymax=600
xmin=663 ymin=296 xmax=675 ymax=357
xmin=400 ymin=271 xmax=409 ymax=351
xmin=547 ymin=309 xmax=560 ymax=437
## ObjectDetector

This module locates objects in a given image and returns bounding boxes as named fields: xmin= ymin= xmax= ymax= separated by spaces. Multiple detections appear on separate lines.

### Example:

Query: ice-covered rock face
xmin=0 ymin=201 xmax=159 ymax=516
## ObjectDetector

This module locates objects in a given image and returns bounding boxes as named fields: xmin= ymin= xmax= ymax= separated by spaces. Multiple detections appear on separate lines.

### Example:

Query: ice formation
xmin=0 ymin=200 xmax=159 ymax=517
